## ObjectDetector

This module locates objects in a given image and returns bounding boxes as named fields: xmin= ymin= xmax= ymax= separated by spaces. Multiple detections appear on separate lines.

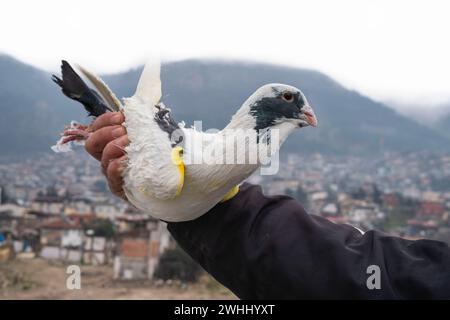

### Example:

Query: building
xmin=83 ymin=233 xmax=113 ymax=265
xmin=39 ymin=218 xmax=84 ymax=262
xmin=113 ymin=218 xmax=171 ymax=280
xmin=31 ymin=195 xmax=65 ymax=215
xmin=383 ymin=193 xmax=400 ymax=209
xmin=417 ymin=201 xmax=446 ymax=218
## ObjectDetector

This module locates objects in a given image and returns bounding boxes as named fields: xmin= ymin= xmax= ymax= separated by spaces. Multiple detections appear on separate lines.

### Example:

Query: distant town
xmin=1 ymin=150 xmax=449 ymax=284
xmin=251 ymin=151 xmax=450 ymax=243
xmin=0 ymin=152 xmax=173 ymax=282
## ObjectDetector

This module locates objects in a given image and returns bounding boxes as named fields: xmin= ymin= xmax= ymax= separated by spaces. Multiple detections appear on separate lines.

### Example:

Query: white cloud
xmin=1 ymin=0 xmax=450 ymax=108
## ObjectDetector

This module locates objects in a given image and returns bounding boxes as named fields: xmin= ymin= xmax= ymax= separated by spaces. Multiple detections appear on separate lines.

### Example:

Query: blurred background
xmin=0 ymin=0 xmax=449 ymax=299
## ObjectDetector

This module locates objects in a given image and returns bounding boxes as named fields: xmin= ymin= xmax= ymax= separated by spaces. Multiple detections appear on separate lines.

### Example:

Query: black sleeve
xmin=167 ymin=183 xmax=450 ymax=299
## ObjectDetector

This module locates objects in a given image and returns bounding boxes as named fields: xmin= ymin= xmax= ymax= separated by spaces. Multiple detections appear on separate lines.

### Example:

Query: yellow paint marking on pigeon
xmin=221 ymin=185 xmax=240 ymax=202
xmin=137 ymin=146 xmax=184 ymax=198
xmin=171 ymin=146 xmax=185 ymax=196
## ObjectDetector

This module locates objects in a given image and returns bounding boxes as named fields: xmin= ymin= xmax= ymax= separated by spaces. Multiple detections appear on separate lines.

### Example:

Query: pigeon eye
xmin=282 ymin=92 xmax=294 ymax=102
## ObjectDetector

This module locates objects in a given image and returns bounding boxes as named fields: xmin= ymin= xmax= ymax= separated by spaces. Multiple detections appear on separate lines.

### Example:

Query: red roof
xmin=417 ymin=201 xmax=446 ymax=217
xmin=120 ymin=238 xmax=149 ymax=258
xmin=383 ymin=194 xmax=400 ymax=207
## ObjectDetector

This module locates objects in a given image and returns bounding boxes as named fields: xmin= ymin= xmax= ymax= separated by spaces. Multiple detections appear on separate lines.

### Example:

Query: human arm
xmin=168 ymin=182 xmax=450 ymax=299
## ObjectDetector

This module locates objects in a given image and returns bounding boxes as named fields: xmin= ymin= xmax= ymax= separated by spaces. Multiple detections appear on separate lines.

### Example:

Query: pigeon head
xmin=247 ymin=84 xmax=317 ymax=130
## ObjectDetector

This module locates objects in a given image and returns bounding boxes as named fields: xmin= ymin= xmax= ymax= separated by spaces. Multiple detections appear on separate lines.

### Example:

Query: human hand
xmin=84 ymin=112 xmax=129 ymax=200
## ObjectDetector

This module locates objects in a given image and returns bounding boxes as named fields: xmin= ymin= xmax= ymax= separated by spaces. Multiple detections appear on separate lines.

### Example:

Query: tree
xmin=84 ymin=219 xmax=116 ymax=238
xmin=372 ymin=184 xmax=383 ymax=205
xmin=154 ymin=246 xmax=202 ymax=282
xmin=0 ymin=186 xmax=11 ymax=204
xmin=286 ymin=185 xmax=310 ymax=210
xmin=296 ymin=185 xmax=310 ymax=207
xmin=46 ymin=185 xmax=58 ymax=197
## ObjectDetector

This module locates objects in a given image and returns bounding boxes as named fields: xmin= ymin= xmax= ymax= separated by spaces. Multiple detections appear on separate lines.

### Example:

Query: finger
xmin=85 ymin=125 xmax=126 ymax=160
xmin=101 ymin=135 xmax=130 ymax=174
xmin=106 ymin=155 xmax=127 ymax=199
xmin=89 ymin=112 xmax=124 ymax=132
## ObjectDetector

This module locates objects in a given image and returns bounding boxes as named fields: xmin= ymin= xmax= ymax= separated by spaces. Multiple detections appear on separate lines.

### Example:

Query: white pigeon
xmin=52 ymin=60 xmax=318 ymax=222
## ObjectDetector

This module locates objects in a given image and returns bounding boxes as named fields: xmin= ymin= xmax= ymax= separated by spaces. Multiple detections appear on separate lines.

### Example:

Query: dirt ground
xmin=0 ymin=257 xmax=236 ymax=300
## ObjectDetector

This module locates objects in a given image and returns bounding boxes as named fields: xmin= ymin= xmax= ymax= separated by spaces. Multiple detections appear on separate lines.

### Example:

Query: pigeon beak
xmin=301 ymin=105 xmax=318 ymax=127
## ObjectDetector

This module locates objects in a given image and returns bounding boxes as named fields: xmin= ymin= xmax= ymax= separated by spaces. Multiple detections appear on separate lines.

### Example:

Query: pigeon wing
xmin=52 ymin=60 xmax=113 ymax=117
xmin=78 ymin=65 xmax=122 ymax=111
xmin=123 ymin=60 xmax=185 ymax=201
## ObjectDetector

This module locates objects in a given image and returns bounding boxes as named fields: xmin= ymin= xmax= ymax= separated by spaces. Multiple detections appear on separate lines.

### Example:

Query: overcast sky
xmin=1 ymin=0 xmax=450 ymax=111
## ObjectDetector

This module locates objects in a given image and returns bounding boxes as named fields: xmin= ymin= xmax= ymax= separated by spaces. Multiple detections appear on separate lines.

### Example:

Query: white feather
xmin=77 ymin=65 xmax=122 ymax=111
xmin=133 ymin=59 xmax=162 ymax=106
xmin=122 ymin=96 xmax=181 ymax=201
xmin=125 ymin=126 xmax=259 ymax=221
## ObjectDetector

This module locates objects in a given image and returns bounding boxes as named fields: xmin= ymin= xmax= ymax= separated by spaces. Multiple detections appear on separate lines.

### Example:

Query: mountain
xmin=0 ymin=54 xmax=449 ymax=156
xmin=0 ymin=55 xmax=87 ymax=155
xmin=103 ymin=60 xmax=450 ymax=154
xmin=439 ymin=115 xmax=450 ymax=139
xmin=438 ymin=113 xmax=450 ymax=139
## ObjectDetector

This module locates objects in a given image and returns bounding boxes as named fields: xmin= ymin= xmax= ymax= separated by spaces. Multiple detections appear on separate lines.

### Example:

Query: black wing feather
xmin=52 ymin=60 xmax=112 ymax=117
